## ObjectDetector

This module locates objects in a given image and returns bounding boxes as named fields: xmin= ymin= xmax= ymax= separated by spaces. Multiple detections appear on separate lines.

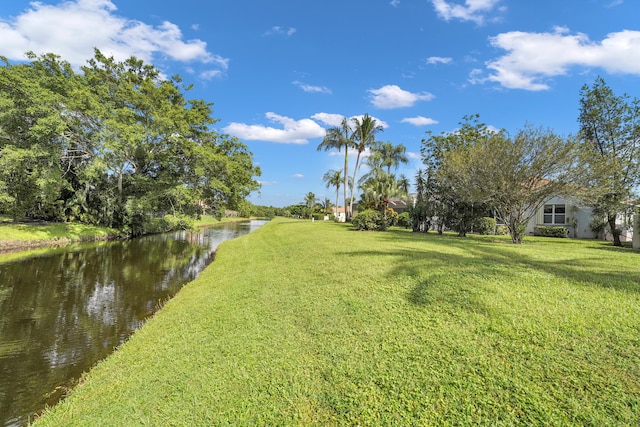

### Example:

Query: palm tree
xmin=317 ymin=118 xmax=354 ymax=220
xmin=304 ymin=191 xmax=316 ymax=219
xmin=375 ymin=141 xmax=409 ymax=174
xmin=359 ymin=171 xmax=411 ymax=224
xmin=362 ymin=141 xmax=409 ymax=183
xmin=322 ymin=169 xmax=342 ymax=219
xmin=350 ymin=114 xmax=383 ymax=218
xmin=397 ymin=173 xmax=411 ymax=196
xmin=321 ymin=198 xmax=333 ymax=215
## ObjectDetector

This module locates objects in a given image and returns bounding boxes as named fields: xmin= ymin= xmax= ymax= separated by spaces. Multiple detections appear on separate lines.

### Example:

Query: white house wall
xmin=526 ymin=196 xmax=636 ymax=241
xmin=526 ymin=196 xmax=595 ymax=239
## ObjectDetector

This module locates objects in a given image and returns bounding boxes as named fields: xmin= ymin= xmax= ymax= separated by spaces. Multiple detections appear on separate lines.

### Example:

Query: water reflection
xmin=0 ymin=220 xmax=266 ymax=427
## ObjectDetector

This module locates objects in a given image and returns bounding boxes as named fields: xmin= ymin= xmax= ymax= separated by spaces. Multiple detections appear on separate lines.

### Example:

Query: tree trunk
xmin=349 ymin=153 xmax=362 ymax=222
xmin=509 ymin=221 xmax=523 ymax=244
xmin=608 ymin=214 xmax=622 ymax=246
xmin=343 ymin=151 xmax=349 ymax=222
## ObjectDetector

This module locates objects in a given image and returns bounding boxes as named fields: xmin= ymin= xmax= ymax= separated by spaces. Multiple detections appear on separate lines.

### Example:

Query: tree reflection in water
xmin=0 ymin=220 xmax=266 ymax=427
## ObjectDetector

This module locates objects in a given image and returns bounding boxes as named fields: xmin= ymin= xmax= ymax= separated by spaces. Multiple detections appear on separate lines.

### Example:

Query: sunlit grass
xmin=34 ymin=217 xmax=640 ymax=426
xmin=193 ymin=215 xmax=250 ymax=227
xmin=0 ymin=222 xmax=115 ymax=242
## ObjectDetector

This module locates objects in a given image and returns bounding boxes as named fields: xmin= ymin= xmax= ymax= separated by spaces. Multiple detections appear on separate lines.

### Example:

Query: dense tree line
xmin=0 ymin=51 xmax=260 ymax=235
xmin=411 ymin=77 xmax=640 ymax=245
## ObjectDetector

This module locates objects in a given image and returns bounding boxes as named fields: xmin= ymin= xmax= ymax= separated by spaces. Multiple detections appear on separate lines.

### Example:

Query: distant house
xmin=332 ymin=206 xmax=347 ymax=222
xmin=388 ymin=199 xmax=411 ymax=214
xmin=525 ymin=195 xmax=636 ymax=242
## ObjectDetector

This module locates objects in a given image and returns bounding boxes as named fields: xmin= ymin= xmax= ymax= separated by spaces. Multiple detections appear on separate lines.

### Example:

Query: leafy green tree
xmin=577 ymin=76 xmax=640 ymax=246
xmin=0 ymin=53 xmax=75 ymax=221
xmin=421 ymin=115 xmax=489 ymax=237
xmin=0 ymin=51 xmax=261 ymax=232
xmin=442 ymin=123 xmax=576 ymax=243
xmin=317 ymin=117 xmax=354 ymax=219
xmin=409 ymin=169 xmax=432 ymax=232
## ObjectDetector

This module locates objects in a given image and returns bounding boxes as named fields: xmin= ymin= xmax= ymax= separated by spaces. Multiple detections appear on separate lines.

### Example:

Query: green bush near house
xmin=534 ymin=225 xmax=569 ymax=238
xmin=397 ymin=211 xmax=411 ymax=228
xmin=496 ymin=224 xmax=509 ymax=235
xmin=351 ymin=209 xmax=387 ymax=231
xmin=475 ymin=217 xmax=497 ymax=235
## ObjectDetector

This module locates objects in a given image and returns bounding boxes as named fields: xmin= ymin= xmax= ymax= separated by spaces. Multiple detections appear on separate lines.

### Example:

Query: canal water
xmin=0 ymin=220 xmax=267 ymax=427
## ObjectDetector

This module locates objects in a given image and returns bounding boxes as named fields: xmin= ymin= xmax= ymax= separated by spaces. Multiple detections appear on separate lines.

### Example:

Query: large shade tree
xmin=0 ymin=50 xmax=261 ymax=232
xmin=577 ymin=76 xmax=640 ymax=246
xmin=422 ymin=115 xmax=576 ymax=243
xmin=421 ymin=115 xmax=488 ymax=237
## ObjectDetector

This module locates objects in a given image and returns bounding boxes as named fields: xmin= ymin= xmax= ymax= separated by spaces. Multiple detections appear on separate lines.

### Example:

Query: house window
xmin=543 ymin=204 xmax=565 ymax=225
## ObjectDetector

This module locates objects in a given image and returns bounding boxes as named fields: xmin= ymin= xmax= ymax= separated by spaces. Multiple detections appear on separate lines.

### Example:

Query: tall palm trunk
xmin=344 ymin=150 xmax=349 ymax=221
xmin=350 ymin=152 xmax=362 ymax=221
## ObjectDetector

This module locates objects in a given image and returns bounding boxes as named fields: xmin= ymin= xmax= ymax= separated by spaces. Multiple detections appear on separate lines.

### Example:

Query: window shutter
xmin=536 ymin=207 xmax=544 ymax=224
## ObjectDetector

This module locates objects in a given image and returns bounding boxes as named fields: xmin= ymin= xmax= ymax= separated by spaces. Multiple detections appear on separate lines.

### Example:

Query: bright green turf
xmin=33 ymin=217 xmax=640 ymax=426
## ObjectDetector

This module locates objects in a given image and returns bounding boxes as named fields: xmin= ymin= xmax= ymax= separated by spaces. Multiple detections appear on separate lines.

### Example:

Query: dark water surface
xmin=0 ymin=220 xmax=266 ymax=426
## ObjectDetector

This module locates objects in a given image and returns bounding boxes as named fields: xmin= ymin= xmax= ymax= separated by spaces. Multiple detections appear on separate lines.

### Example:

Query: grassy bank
xmin=34 ymin=217 xmax=640 ymax=426
xmin=0 ymin=216 xmax=248 ymax=253
xmin=193 ymin=215 xmax=251 ymax=227
xmin=0 ymin=222 xmax=117 ymax=252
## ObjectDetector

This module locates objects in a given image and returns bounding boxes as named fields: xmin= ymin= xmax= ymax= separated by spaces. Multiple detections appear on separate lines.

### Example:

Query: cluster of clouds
xmin=480 ymin=27 xmax=640 ymax=90
xmin=1 ymin=0 xmax=638 ymax=144
xmin=0 ymin=0 xmax=226 ymax=78
xmin=222 ymin=85 xmax=437 ymax=145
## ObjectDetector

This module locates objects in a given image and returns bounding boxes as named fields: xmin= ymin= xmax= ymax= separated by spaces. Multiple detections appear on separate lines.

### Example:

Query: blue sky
xmin=1 ymin=1 xmax=639 ymax=207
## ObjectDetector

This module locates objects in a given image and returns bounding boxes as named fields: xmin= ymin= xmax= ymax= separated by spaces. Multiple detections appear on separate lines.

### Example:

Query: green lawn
xmin=34 ymin=217 xmax=640 ymax=426
xmin=193 ymin=215 xmax=251 ymax=227
xmin=0 ymin=222 xmax=117 ymax=254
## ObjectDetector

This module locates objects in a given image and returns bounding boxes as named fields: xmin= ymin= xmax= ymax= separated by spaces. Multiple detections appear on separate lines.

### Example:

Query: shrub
xmin=496 ymin=225 xmax=509 ymax=235
xmin=534 ymin=225 xmax=569 ymax=238
xmin=385 ymin=208 xmax=399 ymax=227
xmin=352 ymin=209 xmax=387 ymax=231
xmin=476 ymin=217 xmax=497 ymax=235
xmin=397 ymin=212 xmax=411 ymax=229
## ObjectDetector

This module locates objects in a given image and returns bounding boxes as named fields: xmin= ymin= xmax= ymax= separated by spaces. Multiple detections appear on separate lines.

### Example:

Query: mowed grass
xmin=0 ymin=222 xmax=115 ymax=243
xmin=34 ymin=217 xmax=640 ymax=426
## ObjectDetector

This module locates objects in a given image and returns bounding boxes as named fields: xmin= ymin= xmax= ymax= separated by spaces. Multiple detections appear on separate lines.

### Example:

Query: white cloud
xmin=200 ymin=69 xmax=223 ymax=80
xmin=401 ymin=116 xmax=439 ymax=126
xmin=431 ymin=0 xmax=503 ymax=25
xmin=368 ymin=85 xmax=434 ymax=109
xmin=390 ymin=0 xmax=400 ymax=7
xmin=0 ymin=0 xmax=225 ymax=73
xmin=408 ymin=152 xmax=422 ymax=160
xmin=293 ymin=174 xmax=304 ymax=178
xmin=293 ymin=81 xmax=332 ymax=94
xmin=604 ymin=0 xmax=623 ymax=7
xmin=311 ymin=113 xmax=345 ymax=127
xmin=223 ymin=112 xmax=326 ymax=144
xmin=426 ymin=56 xmax=452 ymax=65
xmin=481 ymin=28 xmax=640 ymax=90
xmin=264 ymin=26 xmax=297 ymax=37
